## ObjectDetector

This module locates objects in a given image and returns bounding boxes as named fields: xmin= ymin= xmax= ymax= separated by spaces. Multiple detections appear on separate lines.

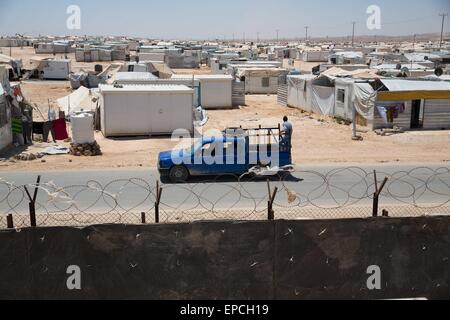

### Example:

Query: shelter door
xmin=410 ymin=99 xmax=424 ymax=129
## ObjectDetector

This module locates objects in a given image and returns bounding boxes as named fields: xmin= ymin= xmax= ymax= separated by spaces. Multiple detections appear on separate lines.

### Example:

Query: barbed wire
xmin=1 ymin=166 xmax=450 ymax=228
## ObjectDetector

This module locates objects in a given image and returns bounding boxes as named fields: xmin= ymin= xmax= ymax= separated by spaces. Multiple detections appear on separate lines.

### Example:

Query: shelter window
xmin=337 ymin=89 xmax=346 ymax=103
xmin=262 ymin=77 xmax=270 ymax=88
xmin=0 ymin=100 xmax=8 ymax=127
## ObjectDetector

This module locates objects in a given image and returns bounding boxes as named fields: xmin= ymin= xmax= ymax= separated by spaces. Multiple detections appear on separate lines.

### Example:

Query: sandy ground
xmin=2 ymin=46 xmax=450 ymax=171
xmin=1 ymin=94 xmax=450 ymax=172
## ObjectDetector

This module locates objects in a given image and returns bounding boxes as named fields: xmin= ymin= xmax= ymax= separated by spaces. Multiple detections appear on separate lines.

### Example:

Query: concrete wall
xmin=1 ymin=217 xmax=450 ymax=300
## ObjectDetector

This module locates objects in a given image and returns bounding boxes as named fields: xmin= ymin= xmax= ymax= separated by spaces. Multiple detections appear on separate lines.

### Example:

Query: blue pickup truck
xmin=158 ymin=127 xmax=293 ymax=182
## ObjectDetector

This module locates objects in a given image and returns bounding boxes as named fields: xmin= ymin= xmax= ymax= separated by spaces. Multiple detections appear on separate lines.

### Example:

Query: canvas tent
xmin=57 ymin=86 xmax=100 ymax=114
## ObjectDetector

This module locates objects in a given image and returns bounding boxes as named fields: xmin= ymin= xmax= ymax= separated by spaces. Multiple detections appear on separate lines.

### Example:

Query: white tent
xmin=57 ymin=87 xmax=99 ymax=114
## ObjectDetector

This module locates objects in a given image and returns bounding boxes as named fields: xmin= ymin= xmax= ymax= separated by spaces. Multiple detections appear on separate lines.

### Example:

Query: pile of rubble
xmin=69 ymin=141 xmax=102 ymax=157
xmin=14 ymin=152 xmax=44 ymax=161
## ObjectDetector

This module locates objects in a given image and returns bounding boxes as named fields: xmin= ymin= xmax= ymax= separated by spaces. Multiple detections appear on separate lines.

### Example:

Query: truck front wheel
xmin=169 ymin=166 xmax=189 ymax=183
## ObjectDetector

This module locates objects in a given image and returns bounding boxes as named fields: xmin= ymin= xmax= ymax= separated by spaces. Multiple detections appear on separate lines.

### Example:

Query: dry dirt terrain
xmin=2 ymin=47 xmax=450 ymax=172
xmin=1 ymin=93 xmax=450 ymax=172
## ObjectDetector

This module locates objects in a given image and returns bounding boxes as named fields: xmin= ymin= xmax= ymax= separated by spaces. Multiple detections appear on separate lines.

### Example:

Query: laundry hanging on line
xmin=52 ymin=118 xmax=69 ymax=141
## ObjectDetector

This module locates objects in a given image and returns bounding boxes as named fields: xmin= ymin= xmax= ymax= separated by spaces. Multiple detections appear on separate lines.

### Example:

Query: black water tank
xmin=94 ymin=64 xmax=103 ymax=73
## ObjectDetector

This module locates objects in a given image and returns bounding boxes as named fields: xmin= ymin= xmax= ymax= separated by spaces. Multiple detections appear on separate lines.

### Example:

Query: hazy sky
xmin=0 ymin=0 xmax=449 ymax=39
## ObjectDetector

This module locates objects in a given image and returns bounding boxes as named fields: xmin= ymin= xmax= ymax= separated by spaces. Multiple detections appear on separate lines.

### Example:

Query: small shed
xmin=99 ymin=84 xmax=194 ymax=137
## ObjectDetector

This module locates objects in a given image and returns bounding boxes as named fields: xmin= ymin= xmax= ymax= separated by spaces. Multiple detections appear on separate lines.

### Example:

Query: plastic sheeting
xmin=353 ymin=83 xmax=376 ymax=120
xmin=287 ymin=76 xmax=334 ymax=116
xmin=310 ymin=85 xmax=335 ymax=116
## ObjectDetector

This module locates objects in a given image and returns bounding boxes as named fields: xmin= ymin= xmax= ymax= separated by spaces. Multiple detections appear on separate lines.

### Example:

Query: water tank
xmin=94 ymin=64 xmax=103 ymax=73
xmin=71 ymin=113 xmax=95 ymax=144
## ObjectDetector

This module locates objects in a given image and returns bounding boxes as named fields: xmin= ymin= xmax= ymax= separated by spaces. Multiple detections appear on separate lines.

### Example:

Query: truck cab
xmin=158 ymin=126 xmax=292 ymax=182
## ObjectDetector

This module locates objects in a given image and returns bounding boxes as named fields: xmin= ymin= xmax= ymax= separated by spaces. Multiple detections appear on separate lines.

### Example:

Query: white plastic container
xmin=71 ymin=113 xmax=95 ymax=144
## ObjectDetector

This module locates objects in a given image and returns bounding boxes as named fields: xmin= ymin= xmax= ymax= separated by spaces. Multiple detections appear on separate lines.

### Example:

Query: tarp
xmin=287 ymin=76 xmax=314 ymax=111
xmin=311 ymin=85 xmax=335 ymax=116
xmin=353 ymin=83 xmax=376 ymax=120
xmin=57 ymin=87 xmax=99 ymax=114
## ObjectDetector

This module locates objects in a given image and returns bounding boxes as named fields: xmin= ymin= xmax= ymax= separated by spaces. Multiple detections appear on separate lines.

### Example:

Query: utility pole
xmin=276 ymin=29 xmax=280 ymax=44
xmin=413 ymin=34 xmax=417 ymax=51
xmin=351 ymin=22 xmax=356 ymax=47
xmin=243 ymin=32 xmax=246 ymax=44
xmin=305 ymin=26 xmax=309 ymax=43
xmin=439 ymin=13 xmax=448 ymax=49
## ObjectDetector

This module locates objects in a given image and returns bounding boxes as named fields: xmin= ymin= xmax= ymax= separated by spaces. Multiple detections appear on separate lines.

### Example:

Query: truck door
xmin=222 ymin=140 xmax=248 ymax=175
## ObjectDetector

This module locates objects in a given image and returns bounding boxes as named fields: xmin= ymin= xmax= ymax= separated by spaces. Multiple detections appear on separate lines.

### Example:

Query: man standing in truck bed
xmin=281 ymin=116 xmax=293 ymax=152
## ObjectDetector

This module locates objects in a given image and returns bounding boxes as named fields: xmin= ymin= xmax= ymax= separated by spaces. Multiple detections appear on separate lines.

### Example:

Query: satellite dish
xmin=396 ymin=63 xmax=402 ymax=70
xmin=401 ymin=67 xmax=410 ymax=76
xmin=424 ymin=56 xmax=429 ymax=61
xmin=435 ymin=67 xmax=444 ymax=77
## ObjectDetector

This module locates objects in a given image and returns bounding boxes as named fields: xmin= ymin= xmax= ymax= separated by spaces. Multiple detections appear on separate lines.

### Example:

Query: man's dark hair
xmin=283 ymin=116 xmax=288 ymax=122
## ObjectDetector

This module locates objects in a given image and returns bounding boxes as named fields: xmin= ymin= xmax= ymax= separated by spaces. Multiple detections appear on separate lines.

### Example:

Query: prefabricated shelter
xmin=0 ymin=53 xmax=23 ymax=80
xmin=329 ymin=52 xmax=365 ymax=65
xmin=172 ymin=74 xmax=233 ymax=109
xmin=302 ymin=50 xmax=329 ymax=62
xmin=369 ymin=79 xmax=450 ymax=130
xmin=29 ymin=59 xmax=72 ymax=80
xmin=99 ymin=84 xmax=194 ymax=137
xmin=35 ymin=41 xmax=73 ymax=54
xmin=138 ymin=52 xmax=166 ymax=63
xmin=112 ymin=76 xmax=202 ymax=107
xmin=236 ymin=68 xmax=288 ymax=94
xmin=110 ymin=72 xmax=158 ymax=84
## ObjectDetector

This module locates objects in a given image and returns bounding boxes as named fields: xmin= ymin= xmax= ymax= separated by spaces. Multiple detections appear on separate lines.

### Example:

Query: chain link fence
xmin=1 ymin=166 xmax=450 ymax=229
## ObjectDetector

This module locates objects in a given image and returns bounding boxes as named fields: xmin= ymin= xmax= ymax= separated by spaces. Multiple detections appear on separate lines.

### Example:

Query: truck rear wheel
xmin=169 ymin=166 xmax=189 ymax=183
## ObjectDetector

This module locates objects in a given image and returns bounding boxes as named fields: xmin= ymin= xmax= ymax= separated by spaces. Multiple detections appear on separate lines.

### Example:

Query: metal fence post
xmin=155 ymin=181 xmax=163 ymax=223
xmin=267 ymin=180 xmax=278 ymax=220
xmin=372 ymin=171 xmax=388 ymax=217
xmin=24 ymin=175 xmax=41 ymax=227
xmin=7 ymin=214 xmax=14 ymax=229
xmin=141 ymin=212 xmax=146 ymax=224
